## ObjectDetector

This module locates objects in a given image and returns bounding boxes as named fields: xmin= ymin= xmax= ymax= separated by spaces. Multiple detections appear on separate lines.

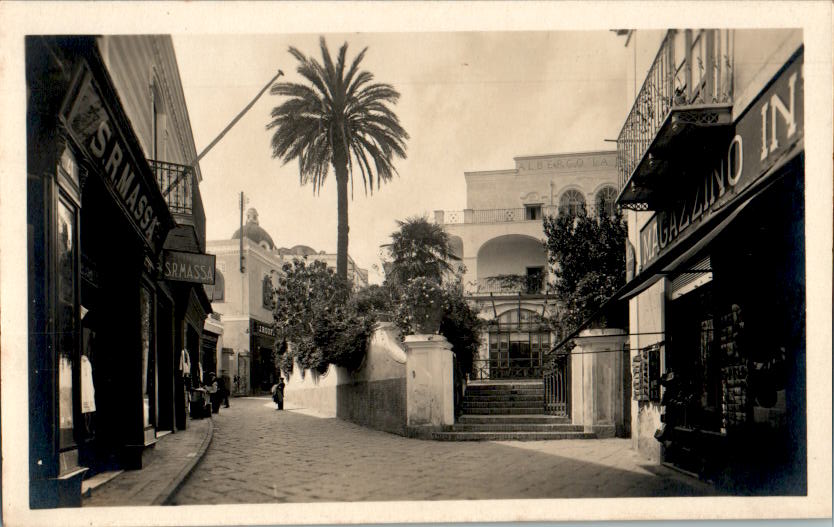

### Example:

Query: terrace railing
xmin=616 ymin=29 xmax=734 ymax=199
xmin=148 ymin=159 xmax=206 ymax=251
xmin=439 ymin=204 xmax=613 ymax=225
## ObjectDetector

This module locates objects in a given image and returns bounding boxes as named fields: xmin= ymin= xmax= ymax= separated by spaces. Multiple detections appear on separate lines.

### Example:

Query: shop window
xmin=632 ymin=343 xmax=661 ymax=402
xmin=56 ymin=197 xmax=78 ymax=449
xmin=559 ymin=189 xmax=586 ymax=216
xmin=525 ymin=204 xmax=542 ymax=220
xmin=139 ymin=285 xmax=155 ymax=429
xmin=595 ymin=185 xmax=618 ymax=217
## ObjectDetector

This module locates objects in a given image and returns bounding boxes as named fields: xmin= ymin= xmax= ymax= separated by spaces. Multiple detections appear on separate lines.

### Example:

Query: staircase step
xmin=463 ymin=399 xmax=544 ymax=410
xmin=462 ymin=407 xmax=544 ymax=415
xmin=458 ymin=414 xmax=571 ymax=425
xmin=464 ymin=394 xmax=543 ymax=402
xmin=447 ymin=423 xmax=584 ymax=432
xmin=432 ymin=431 xmax=596 ymax=441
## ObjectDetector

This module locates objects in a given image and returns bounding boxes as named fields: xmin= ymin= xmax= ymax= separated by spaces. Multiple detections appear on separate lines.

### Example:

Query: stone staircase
xmin=432 ymin=380 xmax=595 ymax=441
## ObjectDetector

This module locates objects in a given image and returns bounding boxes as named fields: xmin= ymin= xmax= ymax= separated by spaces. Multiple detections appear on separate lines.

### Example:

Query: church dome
xmin=231 ymin=208 xmax=275 ymax=250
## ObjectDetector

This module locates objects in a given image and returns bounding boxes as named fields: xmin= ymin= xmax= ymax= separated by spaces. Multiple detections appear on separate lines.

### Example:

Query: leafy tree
xmin=543 ymin=208 xmax=627 ymax=336
xmin=267 ymin=37 xmax=409 ymax=281
xmin=272 ymin=259 xmax=373 ymax=377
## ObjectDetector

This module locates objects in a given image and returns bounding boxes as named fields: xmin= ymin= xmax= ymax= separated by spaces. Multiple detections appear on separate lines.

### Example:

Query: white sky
xmin=173 ymin=31 xmax=630 ymax=283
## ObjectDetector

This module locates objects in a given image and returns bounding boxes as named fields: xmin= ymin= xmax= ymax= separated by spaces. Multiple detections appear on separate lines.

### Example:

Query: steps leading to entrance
xmin=434 ymin=380 xmax=594 ymax=441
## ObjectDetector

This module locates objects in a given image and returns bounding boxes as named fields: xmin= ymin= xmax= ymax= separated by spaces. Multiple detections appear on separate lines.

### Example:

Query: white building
xmin=205 ymin=208 xmax=368 ymax=395
xmin=435 ymin=151 xmax=619 ymax=381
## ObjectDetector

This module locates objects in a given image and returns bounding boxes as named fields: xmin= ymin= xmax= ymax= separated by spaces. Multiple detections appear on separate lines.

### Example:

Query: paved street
xmin=170 ymin=397 xmax=716 ymax=504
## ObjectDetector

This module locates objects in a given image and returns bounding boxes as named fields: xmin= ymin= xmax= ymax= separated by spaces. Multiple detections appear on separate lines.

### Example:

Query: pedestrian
xmin=217 ymin=375 xmax=230 ymax=408
xmin=206 ymin=372 xmax=221 ymax=414
xmin=271 ymin=377 xmax=285 ymax=410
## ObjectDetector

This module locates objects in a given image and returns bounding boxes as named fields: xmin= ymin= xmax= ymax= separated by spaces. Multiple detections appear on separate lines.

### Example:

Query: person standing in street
xmin=217 ymin=375 xmax=230 ymax=408
xmin=271 ymin=377 xmax=285 ymax=410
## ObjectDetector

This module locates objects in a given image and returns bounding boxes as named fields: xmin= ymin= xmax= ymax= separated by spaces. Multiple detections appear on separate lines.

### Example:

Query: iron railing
xmin=148 ymin=159 xmax=206 ymax=250
xmin=149 ymin=159 xmax=194 ymax=214
xmin=616 ymin=29 xmax=734 ymax=195
xmin=543 ymin=357 xmax=569 ymax=417
xmin=472 ymin=275 xmax=545 ymax=295
xmin=440 ymin=204 xmax=615 ymax=225
xmin=470 ymin=357 xmax=543 ymax=380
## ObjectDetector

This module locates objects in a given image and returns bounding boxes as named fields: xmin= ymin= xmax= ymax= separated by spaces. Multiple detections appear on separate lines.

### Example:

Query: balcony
xmin=468 ymin=274 xmax=547 ymax=298
xmin=617 ymin=30 xmax=734 ymax=210
xmin=149 ymin=159 xmax=206 ymax=252
xmin=436 ymin=204 xmax=613 ymax=225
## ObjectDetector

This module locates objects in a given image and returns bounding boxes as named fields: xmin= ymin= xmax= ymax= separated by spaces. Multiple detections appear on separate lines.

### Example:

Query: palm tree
xmin=383 ymin=216 xmax=461 ymax=286
xmin=267 ymin=37 xmax=409 ymax=282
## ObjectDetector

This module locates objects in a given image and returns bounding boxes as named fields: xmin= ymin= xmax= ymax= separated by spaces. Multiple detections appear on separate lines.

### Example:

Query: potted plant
xmin=395 ymin=276 xmax=448 ymax=334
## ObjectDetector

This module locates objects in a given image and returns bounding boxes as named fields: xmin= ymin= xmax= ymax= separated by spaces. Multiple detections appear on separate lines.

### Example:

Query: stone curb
xmin=154 ymin=418 xmax=215 ymax=506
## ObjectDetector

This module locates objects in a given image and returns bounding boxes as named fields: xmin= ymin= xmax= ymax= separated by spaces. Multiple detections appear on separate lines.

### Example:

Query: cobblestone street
xmin=170 ymin=397 xmax=716 ymax=504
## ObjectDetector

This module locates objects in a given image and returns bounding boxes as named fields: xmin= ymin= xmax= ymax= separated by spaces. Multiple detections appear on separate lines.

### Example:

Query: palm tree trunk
xmin=333 ymin=148 xmax=349 ymax=283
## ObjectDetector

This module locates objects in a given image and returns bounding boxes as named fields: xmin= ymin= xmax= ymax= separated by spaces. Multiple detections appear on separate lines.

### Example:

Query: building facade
xmin=206 ymin=208 xmax=369 ymax=395
xmin=435 ymin=151 xmax=619 ymax=382
xmin=26 ymin=35 xmax=213 ymax=507
xmin=615 ymin=29 xmax=805 ymax=493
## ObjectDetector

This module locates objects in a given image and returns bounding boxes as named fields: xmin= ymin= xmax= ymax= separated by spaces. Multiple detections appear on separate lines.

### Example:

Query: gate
xmin=543 ymin=356 xmax=569 ymax=416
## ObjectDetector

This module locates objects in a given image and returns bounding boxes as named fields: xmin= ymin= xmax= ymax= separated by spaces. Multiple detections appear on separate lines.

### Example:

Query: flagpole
xmin=192 ymin=69 xmax=284 ymax=169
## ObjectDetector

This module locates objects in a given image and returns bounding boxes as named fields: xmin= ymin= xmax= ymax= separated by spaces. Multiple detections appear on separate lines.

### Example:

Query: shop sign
xmin=253 ymin=321 xmax=276 ymax=338
xmin=639 ymin=52 xmax=804 ymax=271
xmin=162 ymin=251 xmax=216 ymax=285
xmin=60 ymin=62 xmax=168 ymax=254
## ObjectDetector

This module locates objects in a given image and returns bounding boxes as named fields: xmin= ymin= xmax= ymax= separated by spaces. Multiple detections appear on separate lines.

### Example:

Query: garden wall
xmin=283 ymin=360 xmax=342 ymax=417
xmin=336 ymin=322 xmax=408 ymax=435
xmin=282 ymin=322 xmax=408 ymax=435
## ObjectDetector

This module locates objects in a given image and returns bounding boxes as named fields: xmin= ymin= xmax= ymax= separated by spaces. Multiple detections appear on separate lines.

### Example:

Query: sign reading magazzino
xmin=163 ymin=251 xmax=216 ymax=285
xmin=639 ymin=52 xmax=804 ymax=271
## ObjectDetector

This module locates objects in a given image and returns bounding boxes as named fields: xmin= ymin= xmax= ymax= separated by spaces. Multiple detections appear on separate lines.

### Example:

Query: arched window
xmin=204 ymin=268 xmax=225 ymax=302
xmin=213 ymin=269 xmax=225 ymax=302
xmin=595 ymin=186 xmax=618 ymax=217
xmin=559 ymin=189 xmax=586 ymax=216
xmin=262 ymin=275 xmax=273 ymax=308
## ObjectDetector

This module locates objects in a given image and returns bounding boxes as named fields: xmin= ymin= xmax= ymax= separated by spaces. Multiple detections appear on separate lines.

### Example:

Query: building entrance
xmin=486 ymin=309 xmax=550 ymax=379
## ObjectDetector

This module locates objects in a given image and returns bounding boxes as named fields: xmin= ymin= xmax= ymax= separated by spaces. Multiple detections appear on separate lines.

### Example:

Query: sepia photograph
xmin=1 ymin=2 xmax=831 ymax=526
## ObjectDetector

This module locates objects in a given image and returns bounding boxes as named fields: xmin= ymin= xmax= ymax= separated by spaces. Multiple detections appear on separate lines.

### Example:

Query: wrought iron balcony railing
xmin=438 ymin=204 xmax=614 ymax=225
xmin=616 ymin=29 xmax=734 ymax=209
xmin=148 ymin=159 xmax=207 ymax=251
xmin=470 ymin=275 xmax=546 ymax=296
xmin=149 ymin=159 xmax=194 ymax=214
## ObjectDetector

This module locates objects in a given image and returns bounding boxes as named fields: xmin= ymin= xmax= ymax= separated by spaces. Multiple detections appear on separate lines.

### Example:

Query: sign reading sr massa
xmin=163 ymin=251 xmax=216 ymax=285
xmin=60 ymin=61 xmax=170 ymax=254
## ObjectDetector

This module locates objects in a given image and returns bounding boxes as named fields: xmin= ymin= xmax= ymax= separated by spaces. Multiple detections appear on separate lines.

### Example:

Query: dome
xmin=231 ymin=208 xmax=275 ymax=250
xmin=276 ymin=245 xmax=318 ymax=257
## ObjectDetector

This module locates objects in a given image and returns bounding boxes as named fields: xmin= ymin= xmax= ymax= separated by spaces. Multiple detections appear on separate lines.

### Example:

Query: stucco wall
xmin=282 ymin=323 xmax=409 ymax=434
xmin=337 ymin=323 xmax=408 ymax=435
xmin=283 ymin=363 xmax=341 ymax=417
xmin=629 ymin=279 xmax=665 ymax=462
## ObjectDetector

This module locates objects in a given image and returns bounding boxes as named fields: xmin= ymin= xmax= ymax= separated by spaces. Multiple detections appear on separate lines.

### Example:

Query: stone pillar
xmin=403 ymin=334 xmax=454 ymax=430
xmin=433 ymin=210 xmax=445 ymax=224
xmin=571 ymin=328 xmax=627 ymax=438
xmin=463 ymin=208 xmax=474 ymax=223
